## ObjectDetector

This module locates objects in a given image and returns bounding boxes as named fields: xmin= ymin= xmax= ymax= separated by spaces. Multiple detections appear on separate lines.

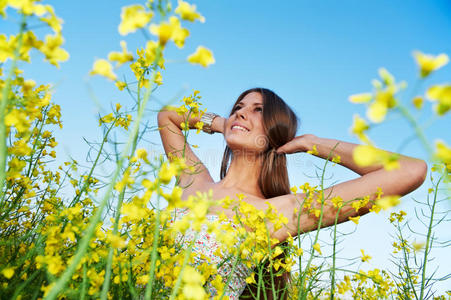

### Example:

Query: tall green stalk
xmin=0 ymin=15 xmax=27 ymax=207
xmin=419 ymin=177 xmax=442 ymax=299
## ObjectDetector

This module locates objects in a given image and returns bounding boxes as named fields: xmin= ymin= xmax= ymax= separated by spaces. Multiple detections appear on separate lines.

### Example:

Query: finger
xmin=276 ymin=146 xmax=288 ymax=154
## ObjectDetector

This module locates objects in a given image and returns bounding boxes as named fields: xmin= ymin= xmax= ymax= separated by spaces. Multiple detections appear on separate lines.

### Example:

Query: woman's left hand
xmin=276 ymin=134 xmax=317 ymax=154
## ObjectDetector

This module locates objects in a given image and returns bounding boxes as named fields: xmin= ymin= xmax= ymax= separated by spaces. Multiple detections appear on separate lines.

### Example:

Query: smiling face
xmin=224 ymin=92 xmax=269 ymax=153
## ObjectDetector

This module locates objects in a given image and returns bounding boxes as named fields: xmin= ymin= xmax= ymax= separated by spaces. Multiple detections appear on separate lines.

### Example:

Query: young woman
xmin=157 ymin=87 xmax=427 ymax=299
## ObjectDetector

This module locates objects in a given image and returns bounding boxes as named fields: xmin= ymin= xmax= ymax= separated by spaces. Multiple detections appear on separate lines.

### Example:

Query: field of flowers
xmin=0 ymin=1 xmax=450 ymax=299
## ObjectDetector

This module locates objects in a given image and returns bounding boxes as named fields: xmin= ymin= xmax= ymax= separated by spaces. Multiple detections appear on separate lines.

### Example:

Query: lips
xmin=231 ymin=122 xmax=250 ymax=132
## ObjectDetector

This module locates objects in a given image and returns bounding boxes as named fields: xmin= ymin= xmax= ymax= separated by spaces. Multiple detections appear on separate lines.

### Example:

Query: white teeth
xmin=232 ymin=125 xmax=249 ymax=132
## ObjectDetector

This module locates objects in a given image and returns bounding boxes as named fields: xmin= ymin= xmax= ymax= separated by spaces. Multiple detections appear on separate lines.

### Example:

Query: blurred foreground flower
xmin=175 ymin=0 xmax=205 ymax=22
xmin=413 ymin=51 xmax=449 ymax=78
xmin=118 ymin=4 xmax=154 ymax=35
xmin=426 ymin=84 xmax=451 ymax=116
xmin=187 ymin=46 xmax=215 ymax=67
xmin=376 ymin=195 xmax=401 ymax=210
xmin=352 ymin=145 xmax=400 ymax=170
xmin=90 ymin=59 xmax=117 ymax=80
xmin=149 ymin=16 xmax=189 ymax=48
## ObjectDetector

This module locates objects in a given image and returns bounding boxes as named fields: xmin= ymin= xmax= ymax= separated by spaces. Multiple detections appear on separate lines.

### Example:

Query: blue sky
xmin=3 ymin=0 xmax=451 ymax=294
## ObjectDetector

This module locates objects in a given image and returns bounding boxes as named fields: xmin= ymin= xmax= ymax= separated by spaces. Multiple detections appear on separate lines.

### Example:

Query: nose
xmin=235 ymin=107 xmax=248 ymax=120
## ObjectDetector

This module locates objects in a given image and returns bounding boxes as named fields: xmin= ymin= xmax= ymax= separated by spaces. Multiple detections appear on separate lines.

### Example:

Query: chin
xmin=225 ymin=139 xmax=266 ymax=154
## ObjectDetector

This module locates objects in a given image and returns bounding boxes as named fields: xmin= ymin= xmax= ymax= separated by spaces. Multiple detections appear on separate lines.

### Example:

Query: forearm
xmin=158 ymin=108 xmax=226 ymax=133
xmin=305 ymin=135 xmax=426 ymax=176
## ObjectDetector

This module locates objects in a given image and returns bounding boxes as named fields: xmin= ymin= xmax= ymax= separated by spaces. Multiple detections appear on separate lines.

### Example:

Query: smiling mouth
xmin=231 ymin=125 xmax=250 ymax=132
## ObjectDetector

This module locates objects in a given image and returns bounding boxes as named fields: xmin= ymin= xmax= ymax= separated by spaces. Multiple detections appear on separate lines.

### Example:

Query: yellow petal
xmin=348 ymin=216 xmax=360 ymax=224
xmin=413 ymin=51 xmax=449 ymax=78
xmin=350 ymin=114 xmax=369 ymax=136
xmin=352 ymin=145 xmax=378 ymax=167
xmin=376 ymin=195 xmax=401 ymax=210
xmin=187 ymin=46 xmax=215 ymax=67
xmin=90 ymin=59 xmax=117 ymax=81
xmin=367 ymin=101 xmax=387 ymax=123
xmin=175 ymin=0 xmax=205 ymax=23
xmin=434 ymin=140 xmax=451 ymax=164
xmin=349 ymin=93 xmax=372 ymax=103
xmin=378 ymin=68 xmax=394 ymax=86
xmin=412 ymin=96 xmax=423 ymax=110
xmin=426 ymin=84 xmax=451 ymax=116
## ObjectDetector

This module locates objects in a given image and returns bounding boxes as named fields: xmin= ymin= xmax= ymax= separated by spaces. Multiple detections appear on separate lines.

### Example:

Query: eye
xmin=232 ymin=105 xmax=242 ymax=113
xmin=255 ymin=107 xmax=263 ymax=112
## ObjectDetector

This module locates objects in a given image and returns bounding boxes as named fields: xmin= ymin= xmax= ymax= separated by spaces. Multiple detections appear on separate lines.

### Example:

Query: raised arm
xmin=157 ymin=108 xmax=226 ymax=188
xmin=271 ymin=134 xmax=427 ymax=240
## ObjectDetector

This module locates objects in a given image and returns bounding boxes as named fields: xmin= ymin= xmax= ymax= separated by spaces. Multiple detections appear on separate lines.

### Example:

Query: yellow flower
xmin=360 ymin=249 xmax=372 ymax=262
xmin=9 ymin=139 xmax=32 ymax=156
xmin=90 ymin=59 xmax=117 ymax=81
xmin=8 ymin=0 xmax=46 ymax=16
xmin=307 ymin=144 xmax=319 ymax=155
xmin=331 ymin=196 xmax=343 ymax=208
xmin=378 ymin=68 xmax=394 ymax=86
xmin=413 ymin=51 xmax=449 ymax=78
xmin=2 ymin=267 xmax=14 ymax=279
xmin=106 ymin=232 xmax=126 ymax=249
xmin=108 ymin=41 xmax=134 ymax=66
xmin=39 ymin=34 xmax=69 ymax=68
xmin=99 ymin=113 xmax=114 ymax=125
xmin=194 ymin=121 xmax=203 ymax=134
xmin=412 ymin=241 xmax=425 ymax=252
xmin=296 ymin=248 xmax=304 ymax=256
xmin=426 ymin=84 xmax=451 ymax=116
xmin=182 ymin=266 xmax=206 ymax=299
xmin=332 ymin=155 xmax=341 ymax=164
xmin=412 ymin=96 xmax=424 ymax=110
xmin=114 ymin=169 xmax=134 ymax=192
xmin=115 ymin=80 xmax=127 ymax=91
xmin=187 ymin=46 xmax=215 ymax=67
xmin=434 ymin=140 xmax=451 ymax=164
xmin=367 ymin=99 xmax=388 ymax=123
xmin=349 ymin=93 xmax=372 ymax=103
xmin=353 ymin=145 xmax=399 ymax=170
xmin=175 ymin=0 xmax=205 ymax=23
xmin=312 ymin=243 xmax=322 ymax=255
xmin=350 ymin=114 xmax=369 ymax=141
xmin=158 ymin=162 xmax=178 ymax=184
xmin=149 ymin=16 xmax=189 ymax=48
xmin=353 ymin=145 xmax=378 ymax=167
xmin=245 ymin=272 xmax=256 ymax=284
xmin=118 ymin=5 xmax=154 ymax=35
xmin=376 ymin=195 xmax=401 ymax=210
xmin=349 ymin=216 xmax=360 ymax=224
xmin=290 ymin=186 xmax=298 ymax=194
xmin=154 ymin=71 xmax=163 ymax=85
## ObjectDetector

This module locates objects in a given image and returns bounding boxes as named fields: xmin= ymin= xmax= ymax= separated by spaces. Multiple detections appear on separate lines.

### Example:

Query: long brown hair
xmin=220 ymin=88 xmax=299 ymax=299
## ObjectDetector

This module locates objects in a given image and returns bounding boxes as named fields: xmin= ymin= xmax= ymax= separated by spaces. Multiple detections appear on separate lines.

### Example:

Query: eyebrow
xmin=236 ymin=102 xmax=263 ymax=106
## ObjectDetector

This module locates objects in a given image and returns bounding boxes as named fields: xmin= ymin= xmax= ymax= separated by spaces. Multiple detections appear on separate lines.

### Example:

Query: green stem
xmin=419 ymin=177 xmax=441 ymax=299
xmin=298 ymin=143 xmax=338 ymax=299
xmin=99 ymin=187 xmax=126 ymax=300
xmin=0 ymin=15 xmax=27 ymax=207
xmin=396 ymin=102 xmax=433 ymax=157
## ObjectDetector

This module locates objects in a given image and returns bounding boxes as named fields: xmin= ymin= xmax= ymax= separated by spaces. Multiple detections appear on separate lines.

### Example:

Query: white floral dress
xmin=168 ymin=207 xmax=252 ymax=300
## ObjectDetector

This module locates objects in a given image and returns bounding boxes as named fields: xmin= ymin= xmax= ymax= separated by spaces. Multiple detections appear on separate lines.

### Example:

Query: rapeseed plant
xmin=0 ymin=1 xmax=450 ymax=299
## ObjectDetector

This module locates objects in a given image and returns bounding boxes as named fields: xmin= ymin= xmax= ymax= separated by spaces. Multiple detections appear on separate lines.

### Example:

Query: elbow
xmin=409 ymin=160 xmax=428 ymax=191
xmin=415 ymin=160 xmax=428 ymax=184
xmin=157 ymin=110 xmax=172 ymax=126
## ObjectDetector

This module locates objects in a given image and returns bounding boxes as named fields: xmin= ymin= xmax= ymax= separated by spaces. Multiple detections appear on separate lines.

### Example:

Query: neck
xmin=219 ymin=150 xmax=265 ymax=198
